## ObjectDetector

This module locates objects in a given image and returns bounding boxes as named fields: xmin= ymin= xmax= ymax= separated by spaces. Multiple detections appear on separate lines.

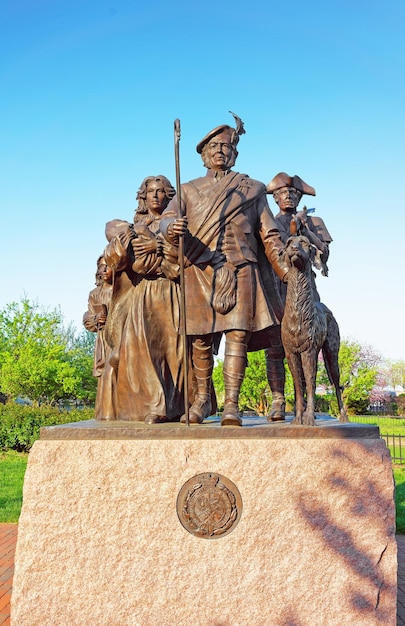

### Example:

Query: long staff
xmin=174 ymin=119 xmax=189 ymax=426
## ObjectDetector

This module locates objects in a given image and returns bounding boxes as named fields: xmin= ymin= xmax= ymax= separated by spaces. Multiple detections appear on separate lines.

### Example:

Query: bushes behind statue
xmin=0 ymin=404 xmax=94 ymax=452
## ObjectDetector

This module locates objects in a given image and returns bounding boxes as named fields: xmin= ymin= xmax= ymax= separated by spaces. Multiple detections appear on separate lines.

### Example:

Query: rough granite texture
xmin=11 ymin=437 xmax=396 ymax=625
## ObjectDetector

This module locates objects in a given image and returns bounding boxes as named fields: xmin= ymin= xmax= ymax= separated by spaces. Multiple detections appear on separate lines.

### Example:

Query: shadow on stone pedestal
xmin=11 ymin=415 xmax=397 ymax=625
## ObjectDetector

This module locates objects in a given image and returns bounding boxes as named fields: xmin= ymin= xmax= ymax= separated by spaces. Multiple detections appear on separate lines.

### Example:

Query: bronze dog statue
xmin=281 ymin=234 xmax=348 ymax=426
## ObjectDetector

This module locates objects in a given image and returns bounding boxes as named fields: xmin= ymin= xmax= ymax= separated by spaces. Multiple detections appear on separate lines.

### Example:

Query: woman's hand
xmin=132 ymin=237 xmax=159 ymax=256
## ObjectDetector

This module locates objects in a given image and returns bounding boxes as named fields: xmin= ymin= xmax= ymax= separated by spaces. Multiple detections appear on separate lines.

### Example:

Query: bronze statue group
xmin=83 ymin=113 xmax=338 ymax=427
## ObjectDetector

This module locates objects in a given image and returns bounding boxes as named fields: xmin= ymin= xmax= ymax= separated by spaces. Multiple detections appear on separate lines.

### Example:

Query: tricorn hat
xmin=196 ymin=111 xmax=246 ymax=154
xmin=266 ymin=172 xmax=316 ymax=196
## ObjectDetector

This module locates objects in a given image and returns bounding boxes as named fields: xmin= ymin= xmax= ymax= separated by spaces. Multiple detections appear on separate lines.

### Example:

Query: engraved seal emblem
xmin=177 ymin=472 xmax=242 ymax=539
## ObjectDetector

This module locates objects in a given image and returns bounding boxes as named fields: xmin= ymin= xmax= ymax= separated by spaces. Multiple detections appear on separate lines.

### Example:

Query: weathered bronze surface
xmin=266 ymin=172 xmax=344 ymax=425
xmin=177 ymin=472 xmax=242 ymax=538
xmin=160 ymin=113 xmax=286 ymax=427
xmin=265 ymin=172 xmax=332 ymax=421
xmin=83 ymin=118 xmax=348 ymax=427
xmin=267 ymin=172 xmax=332 ymax=286
xmin=99 ymin=176 xmax=186 ymax=423
xmin=281 ymin=234 xmax=348 ymax=426
xmin=83 ymin=256 xmax=114 ymax=419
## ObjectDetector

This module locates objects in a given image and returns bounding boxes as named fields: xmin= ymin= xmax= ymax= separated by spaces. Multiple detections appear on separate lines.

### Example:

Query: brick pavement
xmin=1 ymin=524 xmax=404 ymax=625
xmin=0 ymin=524 xmax=17 ymax=626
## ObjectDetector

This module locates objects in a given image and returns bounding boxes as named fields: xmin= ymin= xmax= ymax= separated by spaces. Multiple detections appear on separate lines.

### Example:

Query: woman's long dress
xmin=104 ymin=216 xmax=184 ymax=421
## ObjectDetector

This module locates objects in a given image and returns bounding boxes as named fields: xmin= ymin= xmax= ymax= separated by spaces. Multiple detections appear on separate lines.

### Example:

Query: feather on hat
xmin=196 ymin=111 xmax=246 ymax=154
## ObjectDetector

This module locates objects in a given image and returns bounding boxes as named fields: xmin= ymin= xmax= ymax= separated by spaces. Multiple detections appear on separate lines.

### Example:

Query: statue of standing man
xmin=264 ymin=172 xmax=334 ymax=421
xmin=160 ymin=114 xmax=287 ymax=426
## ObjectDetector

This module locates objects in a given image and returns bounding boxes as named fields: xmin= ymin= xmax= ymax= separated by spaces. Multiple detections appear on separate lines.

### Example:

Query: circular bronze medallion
xmin=177 ymin=472 xmax=242 ymax=539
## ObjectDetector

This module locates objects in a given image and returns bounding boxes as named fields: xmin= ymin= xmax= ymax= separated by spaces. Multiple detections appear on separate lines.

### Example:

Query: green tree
xmin=212 ymin=352 xmax=271 ymax=414
xmin=212 ymin=350 xmax=295 ymax=415
xmin=396 ymin=394 xmax=405 ymax=416
xmin=240 ymin=350 xmax=270 ymax=415
xmin=66 ymin=330 xmax=97 ymax=406
xmin=386 ymin=360 xmax=405 ymax=391
xmin=212 ymin=359 xmax=225 ymax=411
xmin=319 ymin=339 xmax=379 ymax=415
xmin=0 ymin=299 xmax=96 ymax=405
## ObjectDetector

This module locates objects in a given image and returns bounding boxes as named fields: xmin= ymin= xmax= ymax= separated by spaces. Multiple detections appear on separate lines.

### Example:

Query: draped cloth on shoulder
xmin=160 ymin=171 xmax=285 ymax=347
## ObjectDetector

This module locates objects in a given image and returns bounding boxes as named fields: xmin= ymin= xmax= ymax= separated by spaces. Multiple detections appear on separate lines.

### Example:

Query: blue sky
xmin=1 ymin=0 xmax=404 ymax=361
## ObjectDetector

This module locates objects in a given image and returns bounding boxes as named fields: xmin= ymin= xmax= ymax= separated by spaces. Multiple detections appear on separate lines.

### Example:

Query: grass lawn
xmin=393 ymin=465 xmax=405 ymax=534
xmin=0 ymin=450 xmax=27 ymax=522
xmin=353 ymin=415 xmax=405 ymax=436
xmin=1 ymin=417 xmax=405 ymax=531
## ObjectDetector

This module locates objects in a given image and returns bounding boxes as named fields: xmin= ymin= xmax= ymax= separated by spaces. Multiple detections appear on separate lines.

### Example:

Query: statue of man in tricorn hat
xmin=160 ymin=113 xmax=288 ymax=426
xmin=264 ymin=172 xmax=333 ymax=421
xmin=267 ymin=172 xmax=332 ymax=292
xmin=266 ymin=172 xmax=332 ymax=275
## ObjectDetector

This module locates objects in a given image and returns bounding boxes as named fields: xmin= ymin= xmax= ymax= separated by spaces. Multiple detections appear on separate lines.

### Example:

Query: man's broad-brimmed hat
xmin=196 ymin=125 xmax=234 ymax=154
xmin=196 ymin=112 xmax=246 ymax=154
xmin=266 ymin=172 xmax=316 ymax=196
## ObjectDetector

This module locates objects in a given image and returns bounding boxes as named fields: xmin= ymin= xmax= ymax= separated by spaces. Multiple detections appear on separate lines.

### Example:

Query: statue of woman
xmin=83 ymin=255 xmax=115 ymax=419
xmin=103 ymin=175 xmax=185 ymax=423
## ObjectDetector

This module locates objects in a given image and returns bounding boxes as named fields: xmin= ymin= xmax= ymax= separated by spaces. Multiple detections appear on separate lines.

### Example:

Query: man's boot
xmin=221 ymin=341 xmax=247 ymax=427
xmin=265 ymin=350 xmax=286 ymax=422
xmin=181 ymin=338 xmax=213 ymax=424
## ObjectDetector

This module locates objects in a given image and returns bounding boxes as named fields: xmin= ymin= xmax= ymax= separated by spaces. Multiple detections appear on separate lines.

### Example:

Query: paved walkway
xmin=398 ymin=535 xmax=405 ymax=625
xmin=1 ymin=524 xmax=404 ymax=625
xmin=0 ymin=525 xmax=17 ymax=626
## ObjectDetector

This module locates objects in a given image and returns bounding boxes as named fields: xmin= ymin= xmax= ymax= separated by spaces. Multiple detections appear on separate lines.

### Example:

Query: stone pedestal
xmin=11 ymin=416 xmax=397 ymax=625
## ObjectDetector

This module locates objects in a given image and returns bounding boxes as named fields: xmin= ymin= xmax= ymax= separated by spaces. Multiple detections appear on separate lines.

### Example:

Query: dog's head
xmin=282 ymin=235 xmax=323 ymax=272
